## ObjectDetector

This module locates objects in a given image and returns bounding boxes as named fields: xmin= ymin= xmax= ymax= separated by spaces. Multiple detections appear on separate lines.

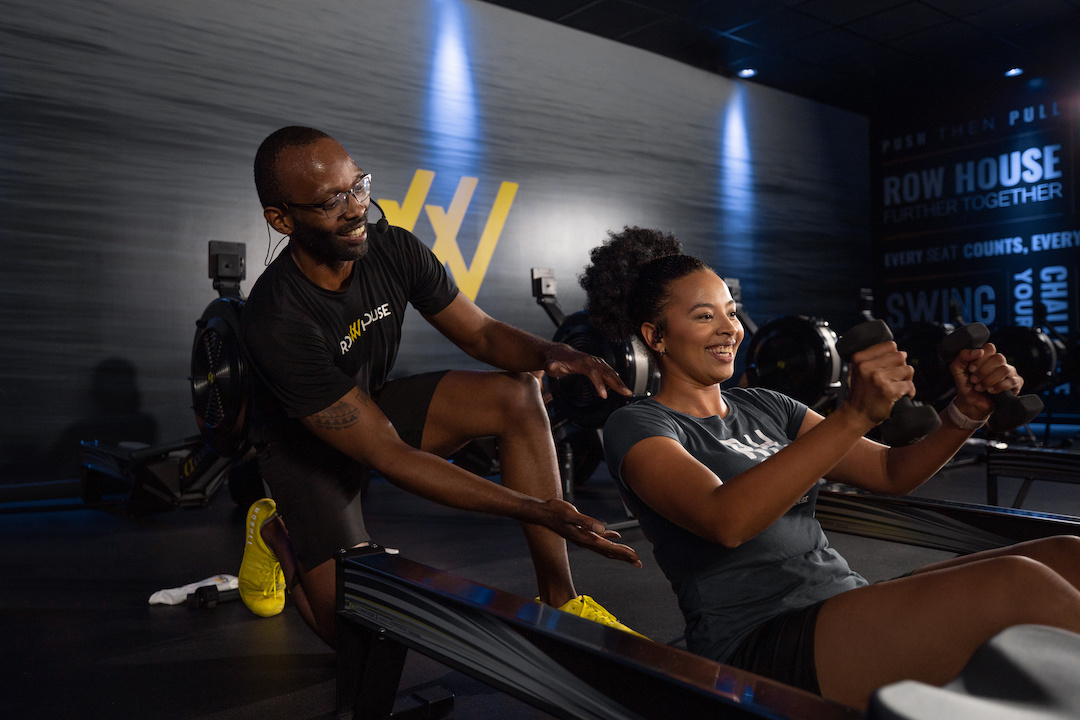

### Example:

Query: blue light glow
xmin=426 ymin=0 xmax=480 ymax=177
xmin=718 ymin=85 xmax=755 ymax=274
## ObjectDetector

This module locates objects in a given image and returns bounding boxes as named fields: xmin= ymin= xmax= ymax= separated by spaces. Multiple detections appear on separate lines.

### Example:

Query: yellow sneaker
xmin=556 ymin=595 xmax=648 ymax=639
xmin=238 ymin=498 xmax=285 ymax=617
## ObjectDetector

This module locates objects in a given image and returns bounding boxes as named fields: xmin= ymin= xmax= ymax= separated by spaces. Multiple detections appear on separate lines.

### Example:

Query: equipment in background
xmin=80 ymin=434 xmax=232 ymax=515
xmin=892 ymin=297 xmax=973 ymax=410
xmin=840 ymin=288 xmax=957 ymax=415
xmin=77 ymin=242 xmax=261 ymax=515
xmin=990 ymin=325 xmax=1062 ymax=393
xmin=978 ymin=302 xmax=1074 ymax=446
xmin=743 ymin=315 xmax=844 ymax=411
xmin=894 ymin=321 xmax=957 ymax=408
xmin=740 ymin=282 xmax=844 ymax=411
xmin=187 ymin=241 xmax=264 ymax=507
xmin=987 ymin=300 xmax=1075 ymax=416
xmin=985 ymin=443 xmax=1080 ymax=509
xmin=190 ymin=241 xmax=250 ymax=459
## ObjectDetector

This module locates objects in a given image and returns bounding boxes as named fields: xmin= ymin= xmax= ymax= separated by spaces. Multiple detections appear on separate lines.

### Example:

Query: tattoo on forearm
xmin=311 ymin=391 xmax=368 ymax=430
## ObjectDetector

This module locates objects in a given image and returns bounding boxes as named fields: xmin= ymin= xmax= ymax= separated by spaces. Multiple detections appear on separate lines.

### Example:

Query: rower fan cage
xmin=744 ymin=315 xmax=843 ymax=410
xmin=190 ymin=297 xmax=249 ymax=458
xmin=546 ymin=310 xmax=660 ymax=429
xmin=895 ymin=321 xmax=957 ymax=407
xmin=1063 ymin=338 xmax=1080 ymax=387
xmin=990 ymin=325 xmax=1063 ymax=393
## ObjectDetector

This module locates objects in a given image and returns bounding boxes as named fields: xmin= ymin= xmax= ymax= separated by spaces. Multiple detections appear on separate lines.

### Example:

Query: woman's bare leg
xmin=814 ymin=551 xmax=1080 ymax=710
xmin=911 ymin=534 xmax=1080 ymax=587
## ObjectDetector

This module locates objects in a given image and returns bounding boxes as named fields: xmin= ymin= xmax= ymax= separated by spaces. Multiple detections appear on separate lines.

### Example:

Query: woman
xmin=583 ymin=227 xmax=1080 ymax=711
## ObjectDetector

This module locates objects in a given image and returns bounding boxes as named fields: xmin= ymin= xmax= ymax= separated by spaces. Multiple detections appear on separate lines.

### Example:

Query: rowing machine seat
xmin=869 ymin=625 xmax=1080 ymax=720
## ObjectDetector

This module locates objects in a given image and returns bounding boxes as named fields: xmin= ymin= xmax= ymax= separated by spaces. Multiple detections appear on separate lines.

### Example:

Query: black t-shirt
xmin=241 ymin=225 xmax=459 ymax=443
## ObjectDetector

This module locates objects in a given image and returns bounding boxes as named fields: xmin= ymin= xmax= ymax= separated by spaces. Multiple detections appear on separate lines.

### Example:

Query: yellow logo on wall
xmin=378 ymin=170 xmax=518 ymax=301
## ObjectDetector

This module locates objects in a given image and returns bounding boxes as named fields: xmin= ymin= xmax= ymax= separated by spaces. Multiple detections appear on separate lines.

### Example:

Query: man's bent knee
xmin=424 ymin=371 xmax=547 ymax=453
xmin=501 ymin=371 xmax=544 ymax=403
xmin=489 ymin=372 xmax=548 ymax=422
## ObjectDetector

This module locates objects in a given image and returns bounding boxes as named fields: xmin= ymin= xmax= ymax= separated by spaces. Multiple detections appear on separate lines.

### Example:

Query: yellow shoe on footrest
xmin=556 ymin=595 xmax=649 ymax=639
xmin=238 ymin=498 xmax=285 ymax=618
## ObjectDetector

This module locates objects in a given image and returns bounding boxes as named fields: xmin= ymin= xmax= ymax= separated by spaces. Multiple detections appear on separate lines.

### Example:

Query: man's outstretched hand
xmin=544 ymin=345 xmax=633 ymax=400
xmin=530 ymin=498 xmax=642 ymax=567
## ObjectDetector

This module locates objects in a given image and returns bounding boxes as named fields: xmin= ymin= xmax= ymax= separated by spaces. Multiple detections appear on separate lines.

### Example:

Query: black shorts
xmin=725 ymin=600 xmax=825 ymax=695
xmin=257 ymin=371 xmax=450 ymax=570
xmin=371 ymin=371 xmax=450 ymax=448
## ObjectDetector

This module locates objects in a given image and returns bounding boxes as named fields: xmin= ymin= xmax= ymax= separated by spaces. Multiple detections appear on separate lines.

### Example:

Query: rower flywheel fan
xmin=990 ymin=325 xmax=1063 ymax=393
xmin=744 ymin=315 xmax=843 ymax=410
xmin=547 ymin=310 xmax=660 ymax=429
xmin=190 ymin=297 xmax=249 ymax=457
xmin=895 ymin=321 xmax=957 ymax=407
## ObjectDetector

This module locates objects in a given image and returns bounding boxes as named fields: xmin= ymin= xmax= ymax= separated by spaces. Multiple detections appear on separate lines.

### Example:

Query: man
xmin=239 ymin=126 xmax=641 ymax=648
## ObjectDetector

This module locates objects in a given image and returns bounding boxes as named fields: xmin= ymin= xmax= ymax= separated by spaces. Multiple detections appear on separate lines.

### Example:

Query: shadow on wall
xmin=41 ymin=357 xmax=160 ymax=481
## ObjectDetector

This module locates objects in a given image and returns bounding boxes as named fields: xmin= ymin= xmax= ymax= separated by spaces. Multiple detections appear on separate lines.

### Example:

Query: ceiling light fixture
xmin=737 ymin=68 xmax=757 ymax=78
xmin=1004 ymin=67 xmax=1024 ymax=77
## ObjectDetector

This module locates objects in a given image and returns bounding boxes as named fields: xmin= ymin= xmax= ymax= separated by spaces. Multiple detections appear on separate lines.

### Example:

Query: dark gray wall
xmin=0 ymin=0 xmax=870 ymax=481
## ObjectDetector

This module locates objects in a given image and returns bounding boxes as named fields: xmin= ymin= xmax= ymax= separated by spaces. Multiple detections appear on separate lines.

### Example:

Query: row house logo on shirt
xmin=720 ymin=429 xmax=786 ymax=460
xmin=377 ymin=170 xmax=518 ymax=302
xmin=341 ymin=303 xmax=392 ymax=354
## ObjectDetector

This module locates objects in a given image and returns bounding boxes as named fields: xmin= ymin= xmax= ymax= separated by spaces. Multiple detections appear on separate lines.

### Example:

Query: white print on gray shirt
xmin=719 ymin=429 xmax=785 ymax=460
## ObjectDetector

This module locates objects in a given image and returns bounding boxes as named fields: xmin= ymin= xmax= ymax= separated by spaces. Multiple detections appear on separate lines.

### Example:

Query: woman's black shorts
xmin=725 ymin=599 xmax=826 ymax=695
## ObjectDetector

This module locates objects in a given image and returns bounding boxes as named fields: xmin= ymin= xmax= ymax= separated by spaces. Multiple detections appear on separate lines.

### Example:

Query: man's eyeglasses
xmin=284 ymin=174 xmax=371 ymax=220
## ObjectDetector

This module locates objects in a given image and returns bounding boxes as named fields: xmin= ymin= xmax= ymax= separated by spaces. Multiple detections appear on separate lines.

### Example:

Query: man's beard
xmin=290 ymin=220 xmax=369 ymax=266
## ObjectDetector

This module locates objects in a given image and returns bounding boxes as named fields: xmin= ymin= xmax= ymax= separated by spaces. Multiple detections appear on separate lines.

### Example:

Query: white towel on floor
xmin=148 ymin=574 xmax=239 ymax=605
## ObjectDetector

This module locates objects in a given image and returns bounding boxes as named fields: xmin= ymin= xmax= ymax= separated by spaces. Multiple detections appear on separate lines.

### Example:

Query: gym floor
xmin=2 ymin=428 xmax=1078 ymax=720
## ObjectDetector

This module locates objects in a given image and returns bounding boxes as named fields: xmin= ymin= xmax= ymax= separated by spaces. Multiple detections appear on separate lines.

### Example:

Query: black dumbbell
xmin=937 ymin=323 xmax=1044 ymax=433
xmin=836 ymin=320 xmax=942 ymax=446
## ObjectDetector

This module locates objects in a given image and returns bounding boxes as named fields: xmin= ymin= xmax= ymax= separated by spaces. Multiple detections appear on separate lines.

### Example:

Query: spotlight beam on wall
xmin=718 ymin=84 xmax=756 ymax=278
xmin=426 ymin=0 xmax=480 ymax=176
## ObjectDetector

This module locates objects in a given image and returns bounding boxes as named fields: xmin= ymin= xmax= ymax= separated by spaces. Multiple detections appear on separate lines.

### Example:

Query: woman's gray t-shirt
xmin=603 ymin=388 xmax=867 ymax=663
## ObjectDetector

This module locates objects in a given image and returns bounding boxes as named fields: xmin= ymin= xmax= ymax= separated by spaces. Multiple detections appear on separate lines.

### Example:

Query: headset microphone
xmin=369 ymin=198 xmax=390 ymax=234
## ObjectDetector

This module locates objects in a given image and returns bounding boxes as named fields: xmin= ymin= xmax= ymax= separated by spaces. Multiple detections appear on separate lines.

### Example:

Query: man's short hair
xmin=254 ymin=126 xmax=332 ymax=208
